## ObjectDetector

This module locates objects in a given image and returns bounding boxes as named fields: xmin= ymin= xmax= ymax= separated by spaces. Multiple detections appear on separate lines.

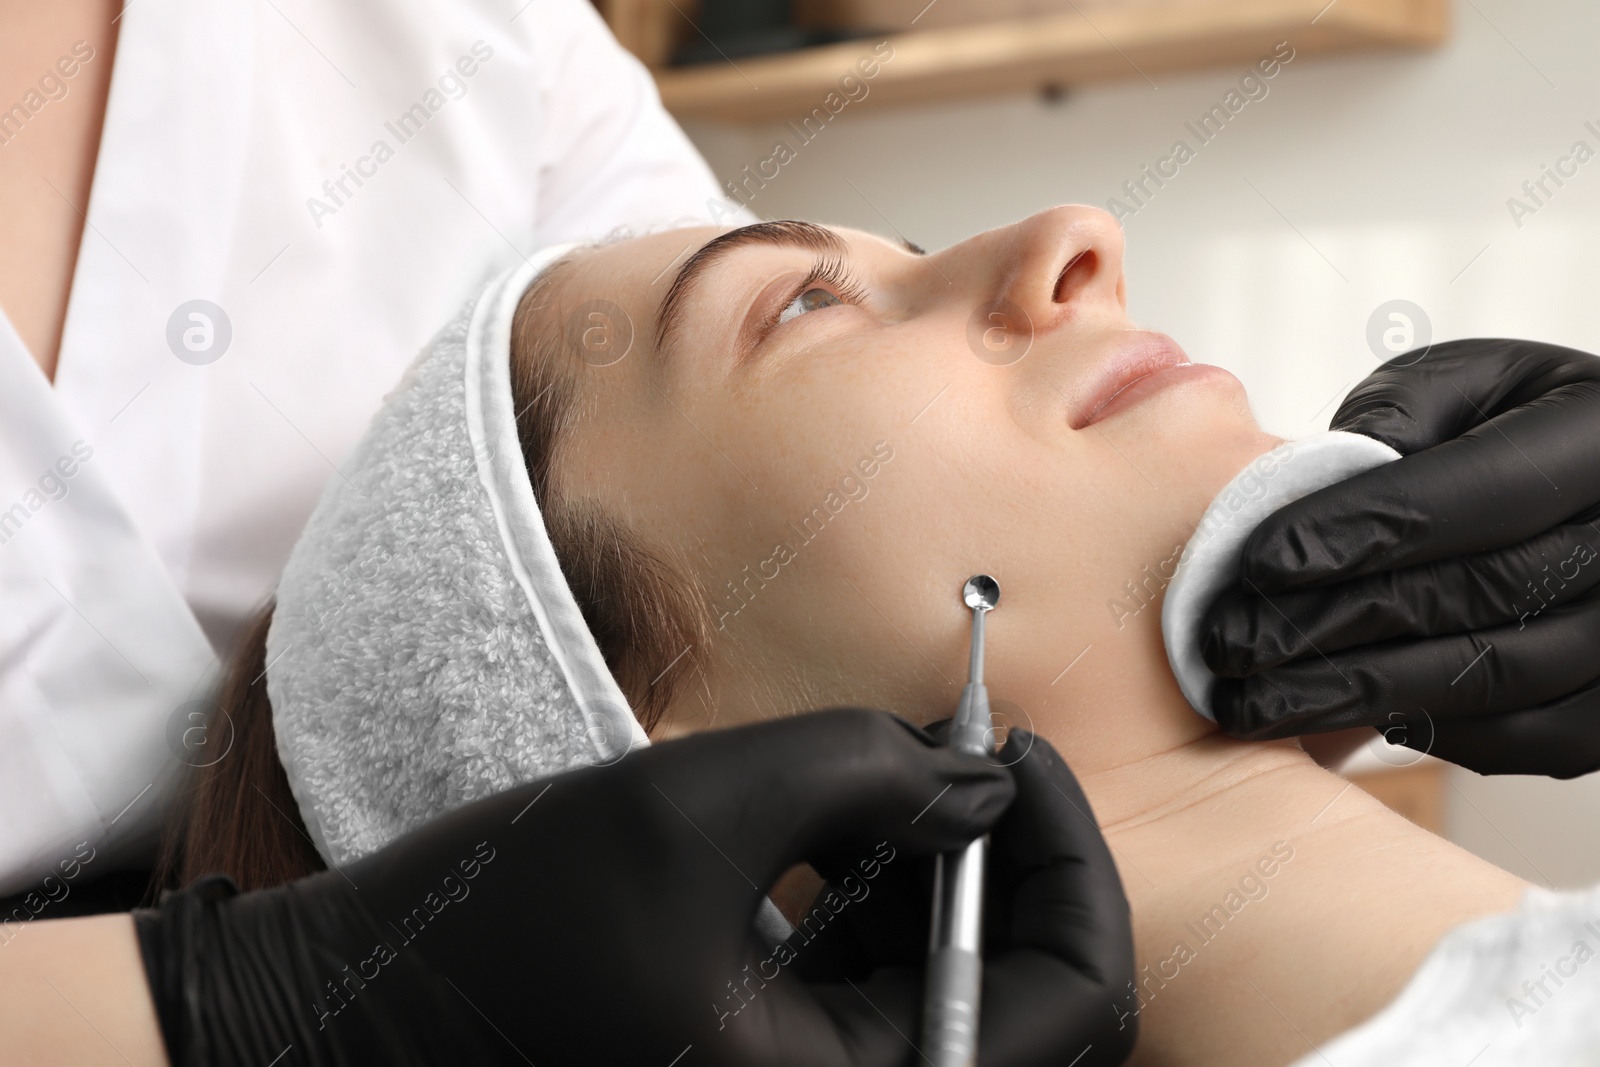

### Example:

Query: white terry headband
xmin=266 ymin=244 xmax=647 ymax=868
xmin=1161 ymin=430 xmax=1403 ymax=721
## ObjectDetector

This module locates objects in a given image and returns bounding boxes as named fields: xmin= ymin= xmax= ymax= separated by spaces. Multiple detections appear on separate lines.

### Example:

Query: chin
xmin=1119 ymin=375 xmax=1274 ymax=477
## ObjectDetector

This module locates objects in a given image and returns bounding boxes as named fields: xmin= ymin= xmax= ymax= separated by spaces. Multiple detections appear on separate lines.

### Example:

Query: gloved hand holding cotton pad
xmin=1161 ymin=431 xmax=1402 ymax=722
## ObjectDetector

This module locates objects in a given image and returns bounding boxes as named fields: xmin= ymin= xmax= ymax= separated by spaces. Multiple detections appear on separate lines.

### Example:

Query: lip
xmin=1071 ymin=331 xmax=1194 ymax=429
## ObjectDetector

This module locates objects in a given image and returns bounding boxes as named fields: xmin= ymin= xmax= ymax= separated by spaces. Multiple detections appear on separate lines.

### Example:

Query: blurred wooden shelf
xmin=634 ymin=0 xmax=1448 ymax=122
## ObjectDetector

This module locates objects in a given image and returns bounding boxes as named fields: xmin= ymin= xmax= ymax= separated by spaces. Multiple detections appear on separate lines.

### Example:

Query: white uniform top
xmin=0 ymin=0 xmax=745 ymax=895
xmin=1290 ymin=881 xmax=1600 ymax=1066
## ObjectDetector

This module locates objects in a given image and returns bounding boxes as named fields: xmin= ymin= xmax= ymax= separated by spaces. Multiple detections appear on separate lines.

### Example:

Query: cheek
xmin=738 ymin=419 xmax=1092 ymax=707
xmin=679 ymin=383 xmax=980 ymax=713
xmin=714 ymin=348 xmax=931 ymax=541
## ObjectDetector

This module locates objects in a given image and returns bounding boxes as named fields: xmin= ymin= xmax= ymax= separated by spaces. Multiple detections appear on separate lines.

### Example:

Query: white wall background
xmin=678 ymin=0 xmax=1600 ymax=888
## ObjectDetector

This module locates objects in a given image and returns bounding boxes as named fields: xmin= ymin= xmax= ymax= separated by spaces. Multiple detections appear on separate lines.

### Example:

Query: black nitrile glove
xmin=135 ymin=708 xmax=1133 ymax=1066
xmin=1202 ymin=338 xmax=1600 ymax=778
xmin=796 ymin=726 xmax=1138 ymax=1067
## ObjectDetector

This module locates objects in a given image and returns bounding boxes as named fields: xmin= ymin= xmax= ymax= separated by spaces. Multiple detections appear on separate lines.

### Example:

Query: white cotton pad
xmin=1160 ymin=430 xmax=1403 ymax=721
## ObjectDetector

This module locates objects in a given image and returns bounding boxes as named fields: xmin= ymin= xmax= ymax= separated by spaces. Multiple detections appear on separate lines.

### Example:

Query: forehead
xmin=559 ymin=226 xmax=709 ymax=310
xmin=575 ymin=226 xmax=723 ymax=293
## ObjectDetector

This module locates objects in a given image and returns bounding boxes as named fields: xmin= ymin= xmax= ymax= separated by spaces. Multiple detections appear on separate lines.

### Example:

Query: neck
xmin=1010 ymin=590 xmax=1307 ymax=831
xmin=1017 ymin=640 xmax=1529 ymax=1067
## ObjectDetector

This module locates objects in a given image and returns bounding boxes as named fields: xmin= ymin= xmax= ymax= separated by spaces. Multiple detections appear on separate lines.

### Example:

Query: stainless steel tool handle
xmin=920 ymin=679 xmax=992 ymax=1067
xmin=922 ymin=834 xmax=987 ymax=1067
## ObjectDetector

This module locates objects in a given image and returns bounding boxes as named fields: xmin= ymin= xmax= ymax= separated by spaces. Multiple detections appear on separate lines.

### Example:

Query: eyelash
xmin=765 ymin=256 xmax=869 ymax=333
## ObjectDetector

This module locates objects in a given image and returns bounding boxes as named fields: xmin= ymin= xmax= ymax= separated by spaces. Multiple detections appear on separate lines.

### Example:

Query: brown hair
xmin=155 ymin=252 xmax=709 ymax=895
xmin=151 ymin=604 xmax=324 ymax=892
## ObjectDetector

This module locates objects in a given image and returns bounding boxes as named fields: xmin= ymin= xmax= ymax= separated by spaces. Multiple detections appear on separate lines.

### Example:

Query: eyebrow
xmin=653 ymin=220 xmax=925 ymax=364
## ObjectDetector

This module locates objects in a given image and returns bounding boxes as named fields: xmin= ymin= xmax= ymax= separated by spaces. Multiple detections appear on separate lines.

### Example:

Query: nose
xmin=983 ymin=205 xmax=1127 ymax=331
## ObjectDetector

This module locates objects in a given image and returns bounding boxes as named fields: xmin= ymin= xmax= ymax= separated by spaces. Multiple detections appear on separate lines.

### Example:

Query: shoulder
xmin=1293 ymin=881 xmax=1600 ymax=1066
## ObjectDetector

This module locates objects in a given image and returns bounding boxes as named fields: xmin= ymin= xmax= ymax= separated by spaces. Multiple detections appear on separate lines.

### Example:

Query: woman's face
xmin=550 ymin=206 xmax=1281 ymax=742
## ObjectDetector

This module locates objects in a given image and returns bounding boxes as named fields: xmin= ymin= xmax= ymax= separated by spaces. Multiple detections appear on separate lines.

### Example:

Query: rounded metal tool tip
xmin=962 ymin=574 xmax=1001 ymax=612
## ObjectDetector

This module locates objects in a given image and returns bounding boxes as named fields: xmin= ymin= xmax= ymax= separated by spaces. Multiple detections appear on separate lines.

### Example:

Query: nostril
xmin=1052 ymin=249 xmax=1097 ymax=304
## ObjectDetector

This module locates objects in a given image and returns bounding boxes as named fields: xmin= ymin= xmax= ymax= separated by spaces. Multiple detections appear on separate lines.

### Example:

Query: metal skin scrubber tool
xmin=920 ymin=574 xmax=1000 ymax=1067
